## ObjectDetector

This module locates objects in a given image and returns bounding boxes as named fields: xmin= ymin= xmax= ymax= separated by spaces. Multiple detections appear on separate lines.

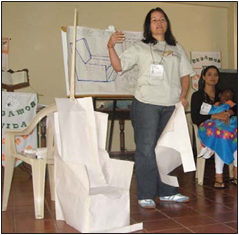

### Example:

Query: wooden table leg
xmin=119 ymin=119 xmax=125 ymax=152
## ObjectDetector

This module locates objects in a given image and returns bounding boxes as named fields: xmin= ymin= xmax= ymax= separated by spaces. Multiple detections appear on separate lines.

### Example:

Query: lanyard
xmin=150 ymin=42 xmax=167 ymax=65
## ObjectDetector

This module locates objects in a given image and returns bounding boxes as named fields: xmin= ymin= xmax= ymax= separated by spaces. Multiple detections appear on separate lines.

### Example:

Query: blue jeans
xmin=130 ymin=98 xmax=178 ymax=200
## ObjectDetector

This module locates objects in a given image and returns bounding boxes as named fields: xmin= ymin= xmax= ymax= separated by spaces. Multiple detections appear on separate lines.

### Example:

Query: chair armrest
xmin=103 ymin=159 xmax=134 ymax=190
xmin=5 ymin=103 xmax=57 ymax=137
xmin=4 ymin=104 xmax=57 ymax=156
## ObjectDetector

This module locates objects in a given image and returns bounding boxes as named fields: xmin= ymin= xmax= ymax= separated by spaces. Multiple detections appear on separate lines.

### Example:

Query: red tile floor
xmin=2 ymin=158 xmax=238 ymax=233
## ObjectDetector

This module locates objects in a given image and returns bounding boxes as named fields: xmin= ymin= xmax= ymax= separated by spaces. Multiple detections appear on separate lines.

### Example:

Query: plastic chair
xmin=187 ymin=114 xmax=233 ymax=185
xmin=2 ymin=103 xmax=57 ymax=219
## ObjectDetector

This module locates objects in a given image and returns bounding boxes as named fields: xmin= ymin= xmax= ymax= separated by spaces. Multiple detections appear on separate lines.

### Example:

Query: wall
xmin=2 ymin=2 xmax=237 ymax=151
xmin=228 ymin=2 xmax=238 ymax=69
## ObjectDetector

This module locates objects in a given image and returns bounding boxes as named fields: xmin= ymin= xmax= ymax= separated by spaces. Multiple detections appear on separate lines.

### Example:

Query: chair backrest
xmin=23 ymin=104 xmax=57 ymax=162
xmin=54 ymin=97 xmax=109 ymax=188
xmin=218 ymin=70 xmax=238 ymax=103
xmin=187 ymin=113 xmax=202 ymax=156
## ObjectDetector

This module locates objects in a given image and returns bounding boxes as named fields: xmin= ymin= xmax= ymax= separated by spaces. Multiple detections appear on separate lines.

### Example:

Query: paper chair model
xmin=53 ymin=97 xmax=142 ymax=233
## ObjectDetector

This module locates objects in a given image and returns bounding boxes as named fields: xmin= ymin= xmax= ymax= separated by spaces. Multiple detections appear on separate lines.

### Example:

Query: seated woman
xmin=198 ymin=88 xmax=237 ymax=163
xmin=191 ymin=66 xmax=237 ymax=188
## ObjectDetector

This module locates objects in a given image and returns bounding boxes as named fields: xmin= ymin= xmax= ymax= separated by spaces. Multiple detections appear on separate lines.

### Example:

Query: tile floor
xmin=2 ymin=158 xmax=238 ymax=233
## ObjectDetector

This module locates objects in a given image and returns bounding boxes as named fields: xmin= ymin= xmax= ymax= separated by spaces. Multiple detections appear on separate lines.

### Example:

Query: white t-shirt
xmin=119 ymin=41 xmax=195 ymax=106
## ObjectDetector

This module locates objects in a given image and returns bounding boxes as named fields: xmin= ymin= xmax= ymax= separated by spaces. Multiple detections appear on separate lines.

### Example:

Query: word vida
xmin=2 ymin=101 xmax=36 ymax=129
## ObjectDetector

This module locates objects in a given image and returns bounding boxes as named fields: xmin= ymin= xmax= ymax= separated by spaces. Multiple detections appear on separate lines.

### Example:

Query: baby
xmin=200 ymin=88 xmax=235 ymax=118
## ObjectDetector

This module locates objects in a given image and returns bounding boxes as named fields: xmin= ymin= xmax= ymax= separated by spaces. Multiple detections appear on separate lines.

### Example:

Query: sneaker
xmin=159 ymin=193 xmax=189 ymax=203
xmin=138 ymin=199 xmax=156 ymax=208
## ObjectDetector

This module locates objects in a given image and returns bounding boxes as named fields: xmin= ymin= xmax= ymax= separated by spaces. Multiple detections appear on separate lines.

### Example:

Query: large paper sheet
xmin=55 ymin=97 xmax=107 ymax=187
xmin=62 ymin=26 xmax=143 ymax=95
xmin=155 ymin=103 xmax=196 ymax=187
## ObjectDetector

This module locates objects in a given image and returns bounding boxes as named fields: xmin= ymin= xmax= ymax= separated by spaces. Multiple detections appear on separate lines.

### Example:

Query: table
xmin=94 ymin=98 xmax=135 ymax=159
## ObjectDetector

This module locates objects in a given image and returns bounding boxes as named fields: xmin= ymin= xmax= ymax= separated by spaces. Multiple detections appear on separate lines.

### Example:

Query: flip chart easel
xmin=63 ymin=13 xmax=135 ymax=156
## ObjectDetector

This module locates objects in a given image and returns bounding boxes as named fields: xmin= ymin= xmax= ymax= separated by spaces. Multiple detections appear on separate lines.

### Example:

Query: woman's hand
xmin=107 ymin=30 xmax=124 ymax=72
xmin=107 ymin=30 xmax=125 ymax=49
xmin=179 ymin=97 xmax=188 ymax=108
xmin=180 ymin=75 xmax=190 ymax=108
xmin=211 ymin=112 xmax=230 ymax=124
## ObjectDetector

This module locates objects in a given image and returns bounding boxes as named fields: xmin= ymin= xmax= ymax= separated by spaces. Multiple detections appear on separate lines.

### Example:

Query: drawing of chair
xmin=73 ymin=38 xmax=117 ymax=82
xmin=53 ymin=97 xmax=142 ymax=233
xmin=2 ymin=104 xmax=57 ymax=219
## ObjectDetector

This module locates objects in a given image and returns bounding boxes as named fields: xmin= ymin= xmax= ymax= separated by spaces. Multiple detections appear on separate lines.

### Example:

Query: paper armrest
xmin=104 ymin=159 xmax=134 ymax=189
xmin=55 ymin=154 xmax=90 ymax=194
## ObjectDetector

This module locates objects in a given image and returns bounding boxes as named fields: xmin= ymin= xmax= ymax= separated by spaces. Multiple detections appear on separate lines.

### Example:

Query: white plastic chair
xmin=2 ymin=103 xmax=57 ymax=219
xmin=188 ymin=114 xmax=233 ymax=185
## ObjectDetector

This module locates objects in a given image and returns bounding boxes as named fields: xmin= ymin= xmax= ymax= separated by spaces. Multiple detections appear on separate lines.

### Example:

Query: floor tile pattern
xmin=2 ymin=158 xmax=237 ymax=233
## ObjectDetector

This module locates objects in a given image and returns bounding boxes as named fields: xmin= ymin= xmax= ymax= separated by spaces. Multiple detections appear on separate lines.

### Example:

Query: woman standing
xmin=191 ymin=65 xmax=237 ymax=188
xmin=107 ymin=7 xmax=194 ymax=208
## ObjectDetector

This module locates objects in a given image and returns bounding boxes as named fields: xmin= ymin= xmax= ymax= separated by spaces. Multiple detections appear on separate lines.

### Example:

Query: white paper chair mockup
xmin=2 ymin=104 xmax=57 ymax=219
xmin=53 ymin=97 xmax=142 ymax=233
xmin=188 ymin=115 xmax=233 ymax=185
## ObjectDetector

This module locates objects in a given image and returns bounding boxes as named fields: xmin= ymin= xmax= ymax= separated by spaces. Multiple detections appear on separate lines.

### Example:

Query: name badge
xmin=200 ymin=102 xmax=212 ymax=115
xmin=150 ymin=64 xmax=164 ymax=80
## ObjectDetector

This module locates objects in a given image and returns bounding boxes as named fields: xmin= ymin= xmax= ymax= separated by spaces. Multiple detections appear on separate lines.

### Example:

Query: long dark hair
xmin=142 ymin=7 xmax=177 ymax=46
xmin=198 ymin=65 xmax=220 ymax=90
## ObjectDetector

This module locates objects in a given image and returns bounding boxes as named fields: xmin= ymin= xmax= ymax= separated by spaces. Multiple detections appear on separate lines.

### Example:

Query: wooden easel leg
xmin=108 ymin=100 xmax=117 ymax=154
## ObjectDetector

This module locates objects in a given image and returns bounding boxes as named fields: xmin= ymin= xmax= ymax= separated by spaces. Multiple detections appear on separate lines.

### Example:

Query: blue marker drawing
xmin=63 ymin=26 xmax=143 ymax=95
xmin=71 ymin=38 xmax=117 ymax=82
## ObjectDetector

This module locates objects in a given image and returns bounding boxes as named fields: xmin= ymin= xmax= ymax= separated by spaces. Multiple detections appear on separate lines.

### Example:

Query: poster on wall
xmin=191 ymin=51 xmax=221 ymax=90
xmin=2 ymin=38 xmax=10 ymax=71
